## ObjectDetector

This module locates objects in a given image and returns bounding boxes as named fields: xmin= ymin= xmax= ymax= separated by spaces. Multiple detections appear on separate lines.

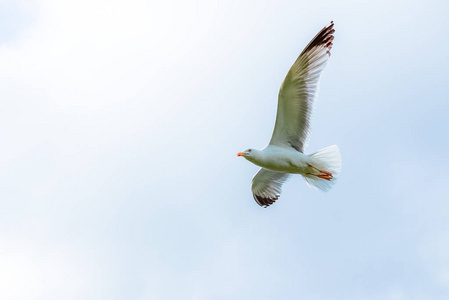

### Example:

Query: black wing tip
xmin=254 ymin=194 xmax=279 ymax=208
xmin=301 ymin=21 xmax=336 ymax=56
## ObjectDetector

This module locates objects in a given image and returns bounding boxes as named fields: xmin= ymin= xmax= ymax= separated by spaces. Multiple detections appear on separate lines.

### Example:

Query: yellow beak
xmin=237 ymin=152 xmax=246 ymax=157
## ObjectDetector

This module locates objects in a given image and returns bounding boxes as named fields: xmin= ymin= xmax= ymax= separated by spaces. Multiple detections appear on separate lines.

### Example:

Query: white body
xmin=246 ymin=146 xmax=310 ymax=174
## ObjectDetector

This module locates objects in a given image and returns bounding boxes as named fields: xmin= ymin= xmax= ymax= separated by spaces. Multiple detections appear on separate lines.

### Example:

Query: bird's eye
xmin=248 ymin=149 xmax=252 ymax=152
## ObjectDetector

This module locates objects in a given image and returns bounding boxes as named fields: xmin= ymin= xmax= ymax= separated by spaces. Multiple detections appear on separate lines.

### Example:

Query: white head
xmin=237 ymin=148 xmax=260 ymax=162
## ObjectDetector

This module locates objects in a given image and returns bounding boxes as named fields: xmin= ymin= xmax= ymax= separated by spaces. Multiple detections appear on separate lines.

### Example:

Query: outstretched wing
xmin=251 ymin=168 xmax=290 ymax=208
xmin=269 ymin=21 xmax=335 ymax=153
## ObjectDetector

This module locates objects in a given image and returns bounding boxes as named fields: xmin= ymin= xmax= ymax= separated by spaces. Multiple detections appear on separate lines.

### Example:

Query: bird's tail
xmin=302 ymin=145 xmax=342 ymax=192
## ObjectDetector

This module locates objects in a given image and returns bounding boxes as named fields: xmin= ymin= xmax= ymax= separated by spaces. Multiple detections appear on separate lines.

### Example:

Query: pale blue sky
xmin=1 ymin=0 xmax=449 ymax=299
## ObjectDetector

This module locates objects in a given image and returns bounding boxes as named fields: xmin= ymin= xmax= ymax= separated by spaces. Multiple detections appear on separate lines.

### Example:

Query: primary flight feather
xmin=237 ymin=21 xmax=341 ymax=208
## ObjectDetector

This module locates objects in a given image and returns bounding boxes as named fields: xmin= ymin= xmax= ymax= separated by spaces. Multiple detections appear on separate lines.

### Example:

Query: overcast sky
xmin=1 ymin=0 xmax=449 ymax=299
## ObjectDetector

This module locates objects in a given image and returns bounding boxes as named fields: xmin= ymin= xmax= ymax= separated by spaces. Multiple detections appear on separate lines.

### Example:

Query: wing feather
xmin=251 ymin=168 xmax=290 ymax=208
xmin=269 ymin=21 xmax=335 ymax=152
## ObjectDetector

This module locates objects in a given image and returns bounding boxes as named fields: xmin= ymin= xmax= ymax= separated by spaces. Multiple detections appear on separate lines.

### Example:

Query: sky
xmin=1 ymin=0 xmax=449 ymax=299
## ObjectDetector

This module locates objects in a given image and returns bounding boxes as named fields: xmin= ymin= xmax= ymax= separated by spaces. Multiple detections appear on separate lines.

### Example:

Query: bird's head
xmin=237 ymin=148 xmax=257 ymax=161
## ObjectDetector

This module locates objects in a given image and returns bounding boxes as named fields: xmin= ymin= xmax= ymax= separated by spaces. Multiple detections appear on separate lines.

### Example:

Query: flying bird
xmin=237 ymin=21 xmax=341 ymax=208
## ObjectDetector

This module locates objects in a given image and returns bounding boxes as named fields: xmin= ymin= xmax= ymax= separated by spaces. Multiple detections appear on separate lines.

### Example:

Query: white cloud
xmin=0 ymin=233 xmax=98 ymax=300
xmin=1 ymin=0 xmax=449 ymax=299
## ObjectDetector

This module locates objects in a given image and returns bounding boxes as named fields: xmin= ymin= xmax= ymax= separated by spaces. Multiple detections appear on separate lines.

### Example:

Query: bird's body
xmin=244 ymin=146 xmax=310 ymax=174
xmin=238 ymin=21 xmax=342 ymax=208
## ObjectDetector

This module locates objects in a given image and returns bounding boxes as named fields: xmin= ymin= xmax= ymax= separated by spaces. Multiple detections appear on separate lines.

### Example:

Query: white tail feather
xmin=303 ymin=145 xmax=342 ymax=192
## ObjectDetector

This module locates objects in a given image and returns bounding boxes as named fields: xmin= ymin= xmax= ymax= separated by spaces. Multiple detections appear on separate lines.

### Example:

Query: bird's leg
xmin=317 ymin=173 xmax=332 ymax=180
xmin=307 ymin=164 xmax=333 ymax=181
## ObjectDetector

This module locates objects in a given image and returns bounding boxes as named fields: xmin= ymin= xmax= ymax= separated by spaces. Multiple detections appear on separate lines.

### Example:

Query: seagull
xmin=237 ymin=21 xmax=341 ymax=208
